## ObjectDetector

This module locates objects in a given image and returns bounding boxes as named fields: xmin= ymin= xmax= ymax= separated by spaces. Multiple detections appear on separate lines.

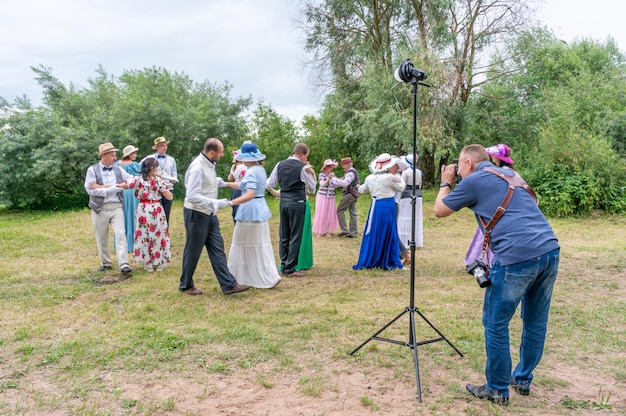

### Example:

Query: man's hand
xmin=216 ymin=198 xmax=231 ymax=210
xmin=216 ymin=177 xmax=228 ymax=188
xmin=440 ymin=164 xmax=457 ymax=186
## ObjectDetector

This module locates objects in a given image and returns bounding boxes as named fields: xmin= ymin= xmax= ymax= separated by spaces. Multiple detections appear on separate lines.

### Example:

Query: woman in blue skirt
xmin=115 ymin=145 xmax=141 ymax=253
xmin=353 ymin=153 xmax=406 ymax=270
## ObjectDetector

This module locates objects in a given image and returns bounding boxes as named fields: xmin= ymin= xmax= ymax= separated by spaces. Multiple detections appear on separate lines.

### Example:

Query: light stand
xmin=350 ymin=60 xmax=463 ymax=402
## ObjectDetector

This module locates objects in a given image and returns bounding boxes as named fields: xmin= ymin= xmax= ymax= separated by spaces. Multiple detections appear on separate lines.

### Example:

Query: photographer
xmin=434 ymin=144 xmax=560 ymax=405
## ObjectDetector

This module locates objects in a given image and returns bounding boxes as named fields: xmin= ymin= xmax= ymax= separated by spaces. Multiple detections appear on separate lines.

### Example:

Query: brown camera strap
xmin=479 ymin=168 xmax=538 ymax=256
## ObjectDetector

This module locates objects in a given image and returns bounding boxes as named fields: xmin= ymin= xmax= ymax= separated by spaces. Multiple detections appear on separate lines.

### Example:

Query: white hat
xmin=369 ymin=153 xmax=399 ymax=173
xmin=122 ymin=145 xmax=139 ymax=159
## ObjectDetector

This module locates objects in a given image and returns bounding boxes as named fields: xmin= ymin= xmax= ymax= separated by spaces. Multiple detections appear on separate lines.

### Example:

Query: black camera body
xmin=466 ymin=260 xmax=491 ymax=288
xmin=452 ymin=158 xmax=462 ymax=184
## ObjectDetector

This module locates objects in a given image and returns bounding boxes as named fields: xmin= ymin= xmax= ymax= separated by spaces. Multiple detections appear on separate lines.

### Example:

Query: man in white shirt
xmin=144 ymin=136 xmax=178 ymax=224
xmin=84 ymin=142 xmax=132 ymax=274
xmin=179 ymin=138 xmax=251 ymax=296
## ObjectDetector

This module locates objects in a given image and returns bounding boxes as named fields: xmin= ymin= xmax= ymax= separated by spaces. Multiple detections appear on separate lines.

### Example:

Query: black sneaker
xmin=510 ymin=380 xmax=531 ymax=395
xmin=466 ymin=384 xmax=509 ymax=405
xmin=98 ymin=265 xmax=113 ymax=272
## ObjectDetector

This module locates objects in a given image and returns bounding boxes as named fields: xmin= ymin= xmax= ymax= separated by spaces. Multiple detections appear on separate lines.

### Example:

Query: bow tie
xmin=157 ymin=155 xmax=166 ymax=159
xmin=103 ymin=167 xmax=113 ymax=171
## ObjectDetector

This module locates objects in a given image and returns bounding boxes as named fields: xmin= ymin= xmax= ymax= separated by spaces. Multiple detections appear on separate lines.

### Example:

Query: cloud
xmin=0 ymin=0 xmax=316 ymax=122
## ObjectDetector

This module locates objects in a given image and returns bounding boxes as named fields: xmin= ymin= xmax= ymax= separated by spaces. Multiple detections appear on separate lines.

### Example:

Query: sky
xmin=1 ymin=0 xmax=624 ymax=123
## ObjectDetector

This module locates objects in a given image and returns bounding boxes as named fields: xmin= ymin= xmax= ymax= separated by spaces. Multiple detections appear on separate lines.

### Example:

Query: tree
xmin=0 ymin=66 xmax=252 ymax=209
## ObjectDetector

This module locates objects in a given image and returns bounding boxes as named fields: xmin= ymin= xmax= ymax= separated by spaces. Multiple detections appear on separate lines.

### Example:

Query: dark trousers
xmin=279 ymin=200 xmax=306 ymax=274
xmin=179 ymin=208 xmax=237 ymax=293
xmin=161 ymin=195 xmax=173 ymax=224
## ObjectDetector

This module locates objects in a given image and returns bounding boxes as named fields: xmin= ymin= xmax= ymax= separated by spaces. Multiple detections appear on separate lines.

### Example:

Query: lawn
xmin=0 ymin=191 xmax=624 ymax=415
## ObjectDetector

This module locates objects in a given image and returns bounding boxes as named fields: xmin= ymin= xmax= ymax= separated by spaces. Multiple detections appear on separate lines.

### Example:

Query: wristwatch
xmin=439 ymin=182 xmax=451 ymax=189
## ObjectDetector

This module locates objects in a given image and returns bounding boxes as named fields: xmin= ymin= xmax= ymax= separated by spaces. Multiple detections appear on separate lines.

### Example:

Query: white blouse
xmin=359 ymin=172 xmax=405 ymax=198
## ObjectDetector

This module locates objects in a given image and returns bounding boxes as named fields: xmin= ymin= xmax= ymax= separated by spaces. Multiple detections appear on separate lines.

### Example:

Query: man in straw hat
xmin=329 ymin=156 xmax=360 ymax=238
xmin=179 ymin=138 xmax=251 ymax=296
xmin=143 ymin=136 xmax=178 ymax=224
xmin=84 ymin=142 xmax=133 ymax=275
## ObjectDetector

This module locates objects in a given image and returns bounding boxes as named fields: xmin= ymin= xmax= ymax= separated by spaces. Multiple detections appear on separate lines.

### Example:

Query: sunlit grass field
xmin=0 ymin=190 xmax=624 ymax=415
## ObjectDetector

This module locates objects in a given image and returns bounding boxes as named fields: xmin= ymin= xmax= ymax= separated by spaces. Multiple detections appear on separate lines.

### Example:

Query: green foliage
xmin=522 ymin=128 xmax=626 ymax=216
xmin=0 ymin=66 xmax=251 ymax=208
xmin=461 ymin=31 xmax=626 ymax=216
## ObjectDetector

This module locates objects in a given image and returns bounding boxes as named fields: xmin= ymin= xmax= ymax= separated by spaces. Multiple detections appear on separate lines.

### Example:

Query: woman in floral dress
xmin=125 ymin=157 xmax=173 ymax=272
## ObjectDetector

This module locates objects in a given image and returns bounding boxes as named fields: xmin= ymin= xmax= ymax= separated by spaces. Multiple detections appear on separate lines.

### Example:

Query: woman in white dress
xmin=225 ymin=143 xmax=281 ymax=288
xmin=397 ymin=154 xmax=423 ymax=258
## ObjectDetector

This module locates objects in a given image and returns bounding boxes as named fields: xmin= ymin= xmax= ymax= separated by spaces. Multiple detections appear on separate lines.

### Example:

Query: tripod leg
xmin=415 ymin=309 xmax=464 ymax=357
xmin=409 ymin=310 xmax=423 ymax=402
xmin=350 ymin=308 xmax=409 ymax=355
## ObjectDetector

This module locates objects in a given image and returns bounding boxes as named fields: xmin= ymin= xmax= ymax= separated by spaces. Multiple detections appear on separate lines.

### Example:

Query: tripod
xmin=350 ymin=68 xmax=463 ymax=402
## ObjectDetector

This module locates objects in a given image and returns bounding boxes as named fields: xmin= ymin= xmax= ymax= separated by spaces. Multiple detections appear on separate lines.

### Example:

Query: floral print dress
xmin=127 ymin=176 xmax=171 ymax=269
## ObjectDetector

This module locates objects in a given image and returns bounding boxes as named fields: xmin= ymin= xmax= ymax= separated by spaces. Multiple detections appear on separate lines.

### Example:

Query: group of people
xmin=85 ymin=138 xmax=560 ymax=407
xmin=84 ymin=137 xmax=177 ymax=275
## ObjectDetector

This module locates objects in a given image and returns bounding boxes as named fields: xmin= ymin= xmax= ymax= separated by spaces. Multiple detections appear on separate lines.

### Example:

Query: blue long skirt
xmin=114 ymin=188 xmax=139 ymax=253
xmin=353 ymin=197 xmax=402 ymax=270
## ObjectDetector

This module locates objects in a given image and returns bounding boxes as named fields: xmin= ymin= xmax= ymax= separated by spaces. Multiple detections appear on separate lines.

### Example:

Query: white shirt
xmin=84 ymin=163 xmax=131 ymax=203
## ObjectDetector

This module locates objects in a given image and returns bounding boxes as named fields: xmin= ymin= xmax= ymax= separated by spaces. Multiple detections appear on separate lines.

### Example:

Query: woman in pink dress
xmin=123 ymin=157 xmax=173 ymax=272
xmin=312 ymin=159 xmax=339 ymax=237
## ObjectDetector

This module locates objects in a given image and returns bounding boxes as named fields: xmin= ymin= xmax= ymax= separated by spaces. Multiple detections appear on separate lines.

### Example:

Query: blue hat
xmin=235 ymin=143 xmax=266 ymax=162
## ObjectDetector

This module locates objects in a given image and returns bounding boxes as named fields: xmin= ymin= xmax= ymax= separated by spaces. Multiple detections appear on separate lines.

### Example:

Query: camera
xmin=452 ymin=158 xmax=462 ymax=184
xmin=466 ymin=260 xmax=491 ymax=288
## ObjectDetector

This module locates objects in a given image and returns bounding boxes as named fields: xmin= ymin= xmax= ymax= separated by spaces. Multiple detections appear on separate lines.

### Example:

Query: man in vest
xmin=266 ymin=143 xmax=317 ymax=277
xmin=179 ymin=138 xmax=251 ymax=296
xmin=330 ymin=157 xmax=360 ymax=238
xmin=143 ymin=136 xmax=178 ymax=224
xmin=435 ymin=144 xmax=560 ymax=405
xmin=84 ymin=142 xmax=133 ymax=274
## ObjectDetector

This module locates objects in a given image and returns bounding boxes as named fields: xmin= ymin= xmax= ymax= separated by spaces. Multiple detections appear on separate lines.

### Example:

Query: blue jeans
xmin=483 ymin=248 xmax=560 ymax=395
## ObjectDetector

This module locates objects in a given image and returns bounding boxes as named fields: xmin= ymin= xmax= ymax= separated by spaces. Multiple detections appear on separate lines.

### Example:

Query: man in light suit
xmin=84 ymin=142 xmax=132 ymax=274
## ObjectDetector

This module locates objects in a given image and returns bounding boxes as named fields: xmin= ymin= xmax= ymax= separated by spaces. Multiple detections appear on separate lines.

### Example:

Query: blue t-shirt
xmin=443 ymin=162 xmax=559 ymax=266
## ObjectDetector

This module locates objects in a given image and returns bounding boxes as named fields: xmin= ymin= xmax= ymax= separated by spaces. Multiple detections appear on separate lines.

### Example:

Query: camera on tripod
xmin=466 ymin=260 xmax=491 ymax=288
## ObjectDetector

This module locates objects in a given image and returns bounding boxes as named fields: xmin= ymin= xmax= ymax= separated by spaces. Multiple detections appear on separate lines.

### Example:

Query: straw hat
xmin=152 ymin=136 xmax=170 ymax=149
xmin=98 ymin=142 xmax=118 ymax=156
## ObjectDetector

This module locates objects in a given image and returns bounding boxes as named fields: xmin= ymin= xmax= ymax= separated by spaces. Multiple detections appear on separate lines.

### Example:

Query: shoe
xmin=466 ymin=384 xmax=509 ymax=405
xmin=345 ymin=234 xmax=357 ymax=238
xmin=337 ymin=232 xmax=349 ymax=237
xmin=183 ymin=287 xmax=203 ymax=295
xmin=98 ymin=265 xmax=113 ymax=272
xmin=121 ymin=266 xmax=133 ymax=274
xmin=510 ymin=380 xmax=531 ymax=395
xmin=144 ymin=265 xmax=154 ymax=272
xmin=282 ymin=271 xmax=306 ymax=277
xmin=224 ymin=284 xmax=251 ymax=295
xmin=155 ymin=265 xmax=166 ymax=272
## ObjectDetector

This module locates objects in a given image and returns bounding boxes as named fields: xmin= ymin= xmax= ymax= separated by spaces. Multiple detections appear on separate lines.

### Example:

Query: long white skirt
xmin=228 ymin=220 xmax=282 ymax=288
xmin=397 ymin=196 xmax=423 ymax=248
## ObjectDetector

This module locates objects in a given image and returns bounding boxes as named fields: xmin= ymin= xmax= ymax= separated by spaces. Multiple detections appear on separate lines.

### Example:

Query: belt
xmin=140 ymin=199 xmax=161 ymax=203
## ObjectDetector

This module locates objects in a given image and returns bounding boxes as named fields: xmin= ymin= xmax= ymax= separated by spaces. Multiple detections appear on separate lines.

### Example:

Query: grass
xmin=0 ymin=190 xmax=625 ymax=415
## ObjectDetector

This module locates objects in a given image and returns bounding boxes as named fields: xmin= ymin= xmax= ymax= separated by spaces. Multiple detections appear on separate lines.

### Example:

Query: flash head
xmin=394 ymin=59 xmax=428 ymax=84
